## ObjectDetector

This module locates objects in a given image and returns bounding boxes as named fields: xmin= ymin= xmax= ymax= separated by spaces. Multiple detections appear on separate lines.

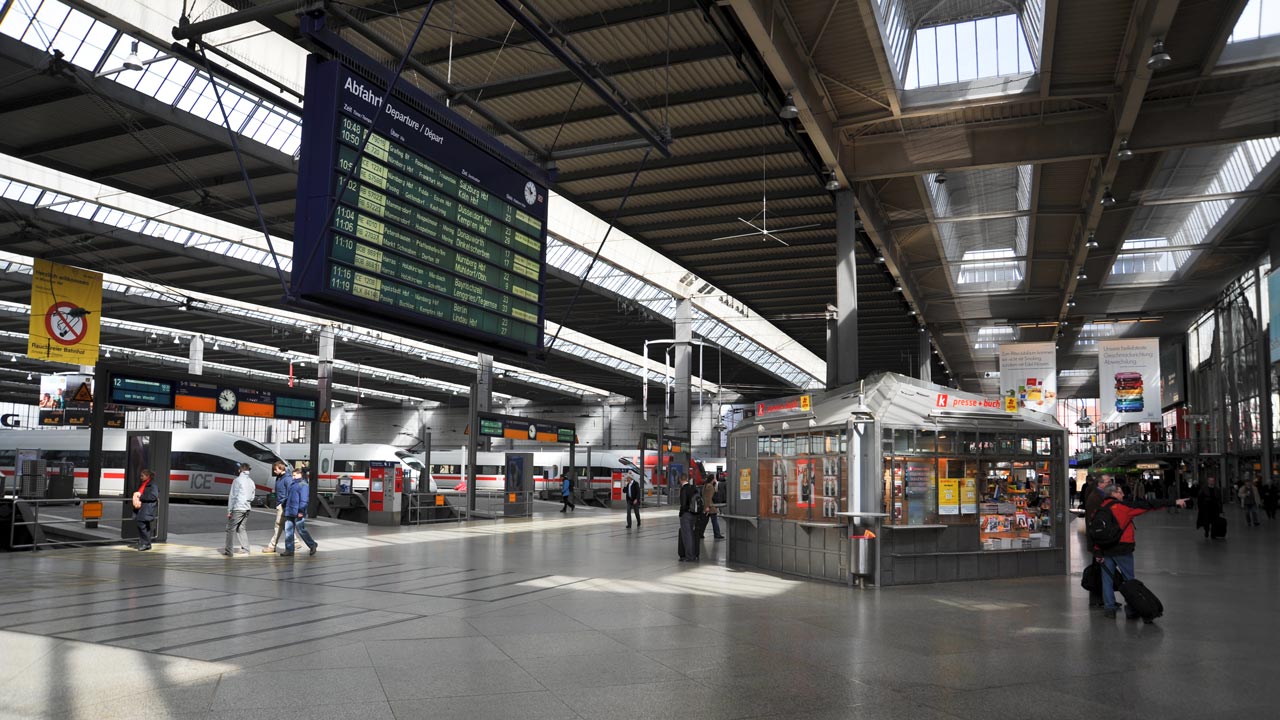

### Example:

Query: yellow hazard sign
xmin=319 ymin=408 xmax=331 ymax=423
xmin=28 ymin=259 xmax=103 ymax=365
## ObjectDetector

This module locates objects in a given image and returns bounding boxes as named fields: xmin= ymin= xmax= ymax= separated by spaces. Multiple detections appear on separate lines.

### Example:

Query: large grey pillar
xmin=672 ymin=298 xmax=692 ymax=441
xmin=187 ymin=336 xmax=203 ymax=429
xmin=833 ymin=189 xmax=859 ymax=387
xmin=467 ymin=353 xmax=494 ymax=514
xmin=310 ymin=327 xmax=334 ymax=517
xmin=918 ymin=330 xmax=932 ymax=383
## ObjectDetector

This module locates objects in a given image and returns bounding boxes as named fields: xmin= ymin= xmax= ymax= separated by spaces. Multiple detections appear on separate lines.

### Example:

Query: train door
xmin=317 ymin=446 xmax=335 ymax=491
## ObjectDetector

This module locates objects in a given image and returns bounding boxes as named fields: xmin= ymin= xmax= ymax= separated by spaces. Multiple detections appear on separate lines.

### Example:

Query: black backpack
xmin=1088 ymin=502 xmax=1125 ymax=548
xmin=692 ymin=488 xmax=706 ymax=514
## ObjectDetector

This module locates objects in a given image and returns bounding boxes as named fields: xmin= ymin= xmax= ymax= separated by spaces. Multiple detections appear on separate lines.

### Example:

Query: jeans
xmin=283 ymin=515 xmax=316 ymax=554
xmin=224 ymin=508 xmax=250 ymax=553
xmin=709 ymin=513 xmax=722 ymax=538
xmin=627 ymin=501 xmax=641 ymax=527
xmin=1100 ymin=553 xmax=1136 ymax=611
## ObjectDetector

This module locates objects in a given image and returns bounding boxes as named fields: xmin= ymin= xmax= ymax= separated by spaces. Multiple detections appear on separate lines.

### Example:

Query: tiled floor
xmin=0 ymin=500 xmax=1276 ymax=719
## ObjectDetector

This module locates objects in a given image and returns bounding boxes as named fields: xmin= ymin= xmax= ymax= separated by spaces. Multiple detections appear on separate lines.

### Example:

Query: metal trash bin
xmin=848 ymin=528 xmax=878 ymax=587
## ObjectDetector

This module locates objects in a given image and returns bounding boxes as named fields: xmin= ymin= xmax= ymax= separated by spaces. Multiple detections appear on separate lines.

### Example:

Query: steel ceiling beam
xmin=624 ymin=203 xmax=833 ymax=232
xmin=613 ymin=185 xmax=823 ymax=217
xmin=557 ymin=142 xmax=797 ymax=183
xmin=509 ymin=83 xmax=755 ymax=132
xmin=574 ymin=166 xmax=816 ymax=202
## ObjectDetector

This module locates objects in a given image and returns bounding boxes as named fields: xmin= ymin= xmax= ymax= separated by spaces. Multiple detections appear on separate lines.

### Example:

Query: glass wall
xmin=881 ymin=426 xmax=1060 ymax=549
xmin=757 ymin=430 xmax=848 ymax=521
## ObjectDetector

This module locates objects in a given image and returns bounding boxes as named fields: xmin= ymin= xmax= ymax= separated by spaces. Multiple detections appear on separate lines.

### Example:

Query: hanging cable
xmin=545 ymin=147 xmax=653 ymax=353
xmin=196 ymin=44 xmax=290 ymax=297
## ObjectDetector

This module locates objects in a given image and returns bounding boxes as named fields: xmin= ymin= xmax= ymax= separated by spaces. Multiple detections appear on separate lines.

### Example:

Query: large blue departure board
xmin=291 ymin=53 xmax=548 ymax=353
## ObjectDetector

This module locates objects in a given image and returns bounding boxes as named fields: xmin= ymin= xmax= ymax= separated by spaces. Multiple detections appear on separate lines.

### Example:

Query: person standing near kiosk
xmin=131 ymin=469 xmax=158 ymax=551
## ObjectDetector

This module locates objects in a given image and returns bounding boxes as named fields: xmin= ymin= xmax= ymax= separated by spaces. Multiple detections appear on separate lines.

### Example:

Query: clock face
xmin=527 ymin=424 xmax=537 ymax=440
xmin=524 ymin=181 xmax=537 ymax=205
xmin=218 ymin=388 xmax=238 ymax=412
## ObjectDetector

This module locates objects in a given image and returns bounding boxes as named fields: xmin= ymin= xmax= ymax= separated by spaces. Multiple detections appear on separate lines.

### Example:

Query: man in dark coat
xmin=678 ymin=474 xmax=698 ymax=561
xmin=1262 ymin=481 xmax=1278 ymax=521
xmin=132 ymin=469 xmax=158 ymax=551
xmin=1196 ymin=477 xmax=1224 ymax=538
xmin=624 ymin=470 xmax=642 ymax=528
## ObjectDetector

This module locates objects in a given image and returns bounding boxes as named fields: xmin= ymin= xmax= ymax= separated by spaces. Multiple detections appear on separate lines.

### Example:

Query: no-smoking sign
xmin=45 ymin=301 xmax=87 ymax=346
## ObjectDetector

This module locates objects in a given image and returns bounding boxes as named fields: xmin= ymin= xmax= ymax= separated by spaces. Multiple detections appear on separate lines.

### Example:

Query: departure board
xmin=292 ymin=56 xmax=549 ymax=353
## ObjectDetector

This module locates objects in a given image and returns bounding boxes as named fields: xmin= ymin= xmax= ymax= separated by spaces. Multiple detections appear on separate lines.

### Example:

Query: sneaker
xmin=261 ymin=546 xmax=276 ymax=553
xmin=218 ymin=549 xmax=233 ymax=557
xmin=714 ymin=536 xmax=725 ymax=540
xmin=278 ymin=551 xmax=294 ymax=557
xmin=309 ymin=545 xmax=318 ymax=556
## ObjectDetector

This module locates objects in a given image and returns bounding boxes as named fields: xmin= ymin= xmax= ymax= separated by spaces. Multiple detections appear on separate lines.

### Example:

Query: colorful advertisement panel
xmin=998 ymin=342 xmax=1057 ymax=413
xmin=1099 ymin=338 xmax=1162 ymax=423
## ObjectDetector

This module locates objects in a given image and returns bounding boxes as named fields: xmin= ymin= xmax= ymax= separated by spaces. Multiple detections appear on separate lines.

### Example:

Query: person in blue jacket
xmin=263 ymin=461 xmax=293 ymax=553
xmin=559 ymin=470 xmax=575 ymax=513
xmin=281 ymin=467 xmax=318 ymax=556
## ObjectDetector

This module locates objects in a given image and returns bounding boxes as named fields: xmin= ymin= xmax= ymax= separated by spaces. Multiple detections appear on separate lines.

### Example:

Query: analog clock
xmin=218 ymin=388 xmax=238 ymax=413
xmin=524 ymin=181 xmax=537 ymax=205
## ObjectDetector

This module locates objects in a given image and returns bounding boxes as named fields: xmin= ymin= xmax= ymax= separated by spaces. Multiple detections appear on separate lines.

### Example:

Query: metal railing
xmin=6 ymin=497 xmax=126 ymax=551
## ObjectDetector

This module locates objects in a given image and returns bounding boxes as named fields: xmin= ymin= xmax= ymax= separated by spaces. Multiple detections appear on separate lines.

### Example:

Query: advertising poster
xmin=1098 ymin=338 xmax=1162 ymax=423
xmin=961 ymin=479 xmax=977 ymax=514
xmin=998 ymin=342 xmax=1057 ymax=412
xmin=794 ymin=459 xmax=814 ymax=509
xmin=37 ymin=374 xmax=123 ymax=427
xmin=939 ymin=479 xmax=960 ymax=515
xmin=738 ymin=468 xmax=751 ymax=500
xmin=1270 ymin=270 xmax=1280 ymax=362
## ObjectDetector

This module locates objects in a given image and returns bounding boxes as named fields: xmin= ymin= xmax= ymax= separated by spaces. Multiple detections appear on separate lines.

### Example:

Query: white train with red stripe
xmin=428 ymin=449 xmax=713 ymax=498
xmin=275 ymin=443 xmax=437 ymax=493
xmin=0 ymin=428 xmax=284 ymax=498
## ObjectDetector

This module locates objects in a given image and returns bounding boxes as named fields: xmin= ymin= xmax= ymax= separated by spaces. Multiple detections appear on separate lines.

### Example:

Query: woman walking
xmin=1196 ymin=477 xmax=1224 ymax=539
xmin=559 ymin=470 xmax=575 ymax=512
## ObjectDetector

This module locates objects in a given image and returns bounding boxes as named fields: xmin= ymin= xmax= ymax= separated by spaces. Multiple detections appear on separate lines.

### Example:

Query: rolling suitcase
xmin=1112 ymin=568 xmax=1163 ymax=622
xmin=1211 ymin=515 xmax=1227 ymax=539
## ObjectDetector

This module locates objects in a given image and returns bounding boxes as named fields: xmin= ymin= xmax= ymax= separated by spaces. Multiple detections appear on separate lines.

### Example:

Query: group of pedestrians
xmin=676 ymin=474 xmax=723 ymax=562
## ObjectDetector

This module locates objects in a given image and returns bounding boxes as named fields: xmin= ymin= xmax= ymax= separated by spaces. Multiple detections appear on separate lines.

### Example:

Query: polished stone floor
xmin=0 ymin=499 xmax=1275 ymax=719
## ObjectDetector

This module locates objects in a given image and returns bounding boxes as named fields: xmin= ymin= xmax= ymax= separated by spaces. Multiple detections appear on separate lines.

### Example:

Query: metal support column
xmin=918 ymin=330 xmax=932 ymax=383
xmin=467 ymin=353 xmax=493 ymax=515
xmin=310 ymin=327 xmax=334 ymax=517
xmin=187 ymin=336 xmax=203 ymax=430
xmin=672 ymin=299 xmax=693 ymax=445
xmin=1257 ymin=268 xmax=1273 ymax=487
xmin=834 ymin=190 xmax=859 ymax=387
xmin=88 ymin=364 xmax=107 ymax=498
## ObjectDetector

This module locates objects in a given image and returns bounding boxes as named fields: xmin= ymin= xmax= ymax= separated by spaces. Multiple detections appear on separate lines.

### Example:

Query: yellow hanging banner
xmin=28 ymin=259 xmax=103 ymax=365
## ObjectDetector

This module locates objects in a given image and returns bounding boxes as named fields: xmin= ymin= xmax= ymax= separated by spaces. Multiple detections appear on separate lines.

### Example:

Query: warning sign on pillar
xmin=28 ymin=259 xmax=103 ymax=365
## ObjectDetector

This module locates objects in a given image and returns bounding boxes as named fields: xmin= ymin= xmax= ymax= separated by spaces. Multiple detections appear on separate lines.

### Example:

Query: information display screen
xmin=293 ymin=57 xmax=548 ymax=353
xmin=108 ymin=372 xmax=318 ymax=421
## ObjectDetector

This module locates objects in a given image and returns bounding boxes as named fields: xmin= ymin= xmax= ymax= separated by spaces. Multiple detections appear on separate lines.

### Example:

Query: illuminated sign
xmin=108 ymin=372 xmax=317 ymax=421
xmin=755 ymin=394 xmax=813 ymax=418
xmin=477 ymin=412 xmax=575 ymax=444
xmin=291 ymin=39 xmax=547 ymax=354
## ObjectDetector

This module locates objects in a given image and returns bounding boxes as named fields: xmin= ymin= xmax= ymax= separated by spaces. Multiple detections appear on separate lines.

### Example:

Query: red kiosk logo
xmin=935 ymin=394 xmax=949 ymax=408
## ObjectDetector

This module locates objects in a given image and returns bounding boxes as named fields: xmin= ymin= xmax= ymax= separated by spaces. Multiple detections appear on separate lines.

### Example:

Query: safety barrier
xmin=4 ymin=497 xmax=126 ymax=551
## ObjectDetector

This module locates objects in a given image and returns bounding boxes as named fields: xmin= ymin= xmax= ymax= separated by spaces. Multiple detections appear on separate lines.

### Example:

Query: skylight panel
xmin=1230 ymin=0 xmax=1280 ymax=43
xmin=904 ymin=14 xmax=1035 ymax=91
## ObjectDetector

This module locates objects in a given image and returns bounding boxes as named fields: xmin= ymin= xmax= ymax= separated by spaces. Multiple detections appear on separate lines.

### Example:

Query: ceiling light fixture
xmin=1077 ymin=270 xmax=1088 ymax=280
xmin=1116 ymin=138 xmax=1134 ymax=161
xmin=104 ymin=349 xmax=111 ymax=358
xmin=1086 ymin=233 xmax=1099 ymax=249
xmin=1100 ymin=188 xmax=1116 ymax=207
xmin=875 ymin=255 xmax=885 ymax=264
xmin=123 ymin=39 xmax=143 ymax=72
xmin=1147 ymin=39 xmax=1172 ymax=71
xmin=1067 ymin=297 xmax=1077 ymax=307
xmin=172 ymin=335 xmax=179 ymax=344
xmin=778 ymin=93 xmax=799 ymax=120
xmin=824 ymin=169 xmax=841 ymax=192
xmin=893 ymin=285 xmax=903 ymax=293
xmin=934 ymin=171 xmax=947 ymax=185
xmin=26 ymin=372 xmax=32 ymax=380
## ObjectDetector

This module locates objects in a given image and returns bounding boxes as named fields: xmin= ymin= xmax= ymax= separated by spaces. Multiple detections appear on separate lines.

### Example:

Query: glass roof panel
xmin=1229 ymin=0 xmax=1280 ymax=43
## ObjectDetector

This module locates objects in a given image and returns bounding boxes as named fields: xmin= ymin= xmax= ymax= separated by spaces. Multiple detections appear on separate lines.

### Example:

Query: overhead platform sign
xmin=477 ymin=411 xmax=576 ymax=443
xmin=291 ymin=26 xmax=549 ymax=355
xmin=107 ymin=370 xmax=319 ymax=421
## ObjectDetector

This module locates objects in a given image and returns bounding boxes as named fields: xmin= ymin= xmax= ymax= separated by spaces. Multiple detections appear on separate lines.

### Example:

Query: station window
xmin=758 ymin=431 xmax=847 ymax=521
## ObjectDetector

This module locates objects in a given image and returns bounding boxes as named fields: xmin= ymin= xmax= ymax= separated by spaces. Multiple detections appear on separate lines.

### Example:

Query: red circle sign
xmin=44 ymin=301 xmax=87 ymax=346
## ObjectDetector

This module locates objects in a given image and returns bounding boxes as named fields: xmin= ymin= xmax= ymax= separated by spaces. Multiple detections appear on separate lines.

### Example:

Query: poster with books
xmin=1098 ymin=338 xmax=1161 ymax=423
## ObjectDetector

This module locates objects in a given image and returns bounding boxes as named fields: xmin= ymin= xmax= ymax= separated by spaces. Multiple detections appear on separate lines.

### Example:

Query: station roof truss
xmin=0 ymin=0 xmax=853 ymax=402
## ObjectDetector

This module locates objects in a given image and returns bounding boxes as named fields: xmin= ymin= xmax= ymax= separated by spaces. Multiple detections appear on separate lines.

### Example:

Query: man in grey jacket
xmin=220 ymin=463 xmax=256 ymax=557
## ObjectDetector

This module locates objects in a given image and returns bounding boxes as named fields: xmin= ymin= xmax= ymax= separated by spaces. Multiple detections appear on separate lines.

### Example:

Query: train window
xmin=42 ymin=450 xmax=89 ymax=466
xmin=432 ymin=464 xmax=459 ymax=474
xmin=321 ymin=458 xmax=330 ymax=473
xmin=476 ymin=465 xmax=501 ymax=475
xmin=0 ymin=450 xmax=14 ymax=466
xmin=102 ymin=452 xmax=125 ymax=468
xmin=333 ymin=460 xmax=368 ymax=474
xmin=233 ymin=440 xmax=281 ymax=464
xmin=172 ymin=452 xmax=240 ymax=476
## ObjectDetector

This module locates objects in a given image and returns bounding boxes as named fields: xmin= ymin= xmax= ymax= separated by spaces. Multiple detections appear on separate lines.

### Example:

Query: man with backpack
xmin=1081 ymin=474 xmax=1111 ymax=608
xmin=1091 ymin=482 xmax=1187 ymax=621
xmin=678 ymin=474 xmax=699 ymax=562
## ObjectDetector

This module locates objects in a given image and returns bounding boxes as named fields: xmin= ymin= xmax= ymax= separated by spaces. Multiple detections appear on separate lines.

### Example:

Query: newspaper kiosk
xmin=724 ymin=373 xmax=1069 ymax=586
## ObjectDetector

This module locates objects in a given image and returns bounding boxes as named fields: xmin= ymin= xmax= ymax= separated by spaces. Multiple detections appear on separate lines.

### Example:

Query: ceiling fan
xmin=710 ymin=135 xmax=820 ymax=246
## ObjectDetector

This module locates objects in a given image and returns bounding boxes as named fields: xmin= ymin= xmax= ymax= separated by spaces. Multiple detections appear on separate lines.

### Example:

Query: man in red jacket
xmin=1096 ymin=483 xmax=1187 ymax=619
